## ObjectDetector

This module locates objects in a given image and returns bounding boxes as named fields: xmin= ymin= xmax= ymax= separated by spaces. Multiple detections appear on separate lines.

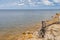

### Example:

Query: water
xmin=0 ymin=10 xmax=60 ymax=28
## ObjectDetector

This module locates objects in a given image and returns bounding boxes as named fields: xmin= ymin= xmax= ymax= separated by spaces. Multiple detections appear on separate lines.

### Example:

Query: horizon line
xmin=0 ymin=9 xmax=60 ymax=11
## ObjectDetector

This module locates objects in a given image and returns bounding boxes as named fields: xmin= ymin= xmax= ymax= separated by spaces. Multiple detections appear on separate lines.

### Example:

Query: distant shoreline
xmin=0 ymin=9 xmax=60 ymax=11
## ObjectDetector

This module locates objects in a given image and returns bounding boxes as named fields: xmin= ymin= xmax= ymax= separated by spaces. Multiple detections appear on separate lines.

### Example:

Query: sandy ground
xmin=0 ymin=24 xmax=60 ymax=40
xmin=44 ymin=24 xmax=60 ymax=40
xmin=17 ymin=24 xmax=60 ymax=40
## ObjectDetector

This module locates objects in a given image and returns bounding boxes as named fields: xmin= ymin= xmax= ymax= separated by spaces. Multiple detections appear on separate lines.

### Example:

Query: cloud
xmin=0 ymin=2 xmax=25 ymax=8
xmin=28 ymin=0 xmax=35 ymax=5
xmin=0 ymin=2 xmax=17 ymax=8
xmin=17 ymin=0 xmax=25 ymax=6
xmin=53 ymin=0 xmax=60 ymax=3
xmin=0 ymin=0 xmax=60 ymax=9
xmin=17 ymin=3 xmax=24 ymax=6
xmin=28 ymin=0 xmax=42 ymax=6
xmin=42 ymin=0 xmax=54 ymax=6
xmin=28 ymin=0 xmax=32 ymax=2
xmin=27 ymin=0 xmax=54 ymax=6
xmin=1 ymin=0 xmax=55 ymax=7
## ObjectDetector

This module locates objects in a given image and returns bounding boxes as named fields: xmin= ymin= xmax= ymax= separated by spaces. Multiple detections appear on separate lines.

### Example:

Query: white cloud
xmin=27 ymin=0 xmax=36 ymax=6
xmin=0 ymin=2 xmax=25 ymax=8
xmin=0 ymin=2 xmax=17 ymax=8
xmin=28 ymin=0 xmax=42 ymax=6
xmin=0 ymin=0 xmax=60 ymax=8
xmin=42 ymin=0 xmax=54 ymax=5
xmin=28 ymin=0 xmax=54 ymax=6
xmin=53 ymin=0 xmax=60 ymax=3
xmin=17 ymin=3 xmax=24 ymax=6
xmin=28 ymin=0 xmax=32 ymax=2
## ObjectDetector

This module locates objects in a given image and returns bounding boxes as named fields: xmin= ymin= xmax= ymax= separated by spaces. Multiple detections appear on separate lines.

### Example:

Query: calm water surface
xmin=0 ymin=10 xmax=60 ymax=28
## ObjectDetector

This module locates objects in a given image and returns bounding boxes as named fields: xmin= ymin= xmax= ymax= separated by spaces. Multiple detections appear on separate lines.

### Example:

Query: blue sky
xmin=0 ymin=0 xmax=60 ymax=9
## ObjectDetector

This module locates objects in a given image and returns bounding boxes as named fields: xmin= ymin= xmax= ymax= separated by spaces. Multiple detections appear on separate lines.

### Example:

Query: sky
xmin=0 ymin=0 xmax=60 ymax=9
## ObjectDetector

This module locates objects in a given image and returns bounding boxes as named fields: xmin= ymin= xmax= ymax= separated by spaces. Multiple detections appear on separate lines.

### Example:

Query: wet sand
xmin=0 ymin=22 xmax=41 ymax=40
